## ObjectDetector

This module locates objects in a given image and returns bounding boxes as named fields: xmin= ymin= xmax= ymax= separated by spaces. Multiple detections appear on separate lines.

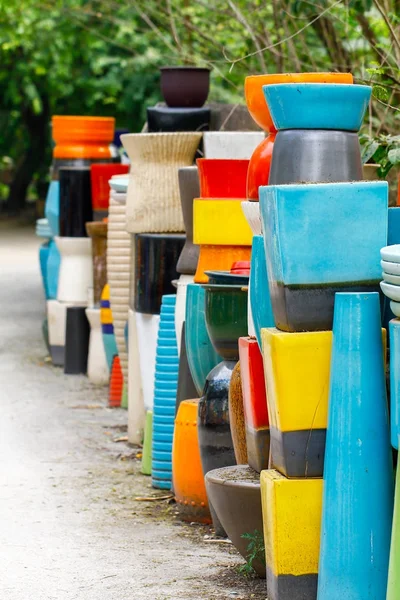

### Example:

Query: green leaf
xmin=361 ymin=140 xmax=379 ymax=164
xmin=388 ymin=147 xmax=400 ymax=165
xmin=372 ymin=85 xmax=390 ymax=102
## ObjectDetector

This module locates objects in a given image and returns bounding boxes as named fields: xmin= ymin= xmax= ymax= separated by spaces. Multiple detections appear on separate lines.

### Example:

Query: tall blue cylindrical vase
xmin=249 ymin=235 xmax=275 ymax=350
xmin=390 ymin=319 xmax=400 ymax=450
xmin=318 ymin=292 xmax=393 ymax=600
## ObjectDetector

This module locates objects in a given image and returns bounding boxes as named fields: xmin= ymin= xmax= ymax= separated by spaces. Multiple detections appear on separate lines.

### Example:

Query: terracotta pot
xmin=55 ymin=236 xmax=93 ymax=304
xmin=85 ymin=307 xmax=109 ymax=385
xmin=229 ymin=361 xmax=248 ymax=465
xmin=172 ymin=399 xmax=211 ymax=523
xmin=197 ymin=158 xmax=249 ymax=198
xmin=203 ymin=131 xmax=264 ymax=159
xmin=85 ymin=221 xmax=108 ymax=306
xmin=160 ymin=66 xmax=210 ymax=108
xmin=64 ymin=306 xmax=90 ymax=374
xmin=205 ymin=465 xmax=265 ymax=577
xmin=147 ymin=106 xmax=210 ymax=132
xmin=177 ymin=166 xmax=200 ymax=275
xmin=246 ymin=133 xmax=275 ymax=201
xmin=90 ymin=163 xmax=129 ymax=213
xmin=121 ymin=133 xmax=202 ymax=233
xmin=52 ymin=115 xmax=115 ymax=160
xmin=194 ymin=245 xmax=252 ymax=284
xmin=59 ymin=167 xmax=93 ymax=237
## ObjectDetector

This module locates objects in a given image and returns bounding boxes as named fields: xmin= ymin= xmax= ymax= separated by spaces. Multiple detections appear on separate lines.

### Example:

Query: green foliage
xmin=238 ymin=529 xmax=265 ymax=577
xmin=360 ymin=134 xmax=400 ymax=177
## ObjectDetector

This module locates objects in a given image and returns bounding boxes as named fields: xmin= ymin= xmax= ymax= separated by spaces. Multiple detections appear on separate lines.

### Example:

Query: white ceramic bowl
xmin=390 ymin=301 xmax=400 ymax=318
xmin=381 ymin=245 xmax=400 ymax=263
xmin=381 ymin=260 xmax=400 ymax=275
xmin=380 ymin=281 xmax=400 ymax=301
xmin=383 ymin=272 xmax=400 ymax=285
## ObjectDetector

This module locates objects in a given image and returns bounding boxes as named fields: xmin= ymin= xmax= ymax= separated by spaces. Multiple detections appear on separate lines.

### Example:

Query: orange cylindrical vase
xmin=172 ymin=399 xmax=211 ymax=523
xmin=52 ymin=116 xmax=115 ymax=159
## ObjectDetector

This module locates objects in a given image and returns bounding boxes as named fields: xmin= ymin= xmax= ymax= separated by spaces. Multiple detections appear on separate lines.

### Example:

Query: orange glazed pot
xmin=109 ymin=355 xmax=123 ymax=407
xmin=172 ymin=399 xmax=211 ymax=524
xmin=52 ymin=116 xmax=115 ymax=159
xmin=197 ymin=158 xmax=249 ymax=198
xmin=194 ymin=245 xmax=252 ymax=284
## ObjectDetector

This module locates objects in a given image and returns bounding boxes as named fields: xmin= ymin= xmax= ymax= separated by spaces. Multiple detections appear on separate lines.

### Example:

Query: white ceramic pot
xmin=85 ymin=307 xmax=109 ymax=385
xmin=381 ymin=260 xmax=400 ymax=275
xmin=175 ymin=275 xmax=194 ymax=354
xmin=47 ymin=299 xmax=73 ymax=366
xmin=381 ymin=245 xmax=400 ymax=263
xmin=241 ymin=201 xmax=262 ymax=235
xmin=383 ymin=272 xmax=400 ymax=285
xmin=381 ymin=281 xmax=400 ymax=301
xmin=203 ymin=131 xmax=265 ymax=159
xmin=128 ymin=308 xmax=145 ymax=444
xmin=55 ymin=236 xmax=93 ymax=304
xmin=121 ymin=132 xmax=202 ymax=234
xmin=135 ymin=312 xmax=160 ymax=411
xmin=390 ymin=301 xmax=400 ymax=317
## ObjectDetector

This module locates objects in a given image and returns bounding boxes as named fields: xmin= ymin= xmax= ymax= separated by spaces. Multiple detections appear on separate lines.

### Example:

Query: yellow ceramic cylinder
xmin=193 ymin=199 xmax=253 ymax=246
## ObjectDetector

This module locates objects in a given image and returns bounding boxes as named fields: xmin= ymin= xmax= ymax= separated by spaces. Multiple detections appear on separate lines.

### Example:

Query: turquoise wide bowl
xmin=185 ymin=283 xmax=221 ymax=396
xmin=263 ymin=84 xmax=371 ymax=132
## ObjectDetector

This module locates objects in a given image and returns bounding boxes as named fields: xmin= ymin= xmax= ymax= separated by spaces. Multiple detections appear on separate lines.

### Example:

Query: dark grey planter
xmin=177 ymin=166 xmax=200 ymax=275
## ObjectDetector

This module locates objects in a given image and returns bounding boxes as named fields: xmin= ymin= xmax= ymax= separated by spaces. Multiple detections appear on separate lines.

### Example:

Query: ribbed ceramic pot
xmin=250 ymin=236 xmax=274 ymax=349
xmin=107 ymin=191 xmax=131 ymax=388
xmin=121 ymin=133 xmax=202 ymax=233
xmin=59 ymin=167 xmax=93 ymax=237
xmin=128 ymin=308 xmax=145 ymax=445
xmin=177 ymin=166 xmax=200 ymax=275
xmin=44 ymin=180 xmax=60 ymax=237
xmin=147 ymin=106 xmax=210 ymax=133
xmin=205 ymin=465 xmax=265 ymax=577
xmin=85 ymin=221 xmax=108 ymax=306
xmin=268 ymin=129 xmax=363 ymax=185
xmin=203 ymin=131 xmax=265 ymax=159
xmin=133 ymin=233 xmax=184 ymax=314
xmin=318 ymin=293 xmax=393 ymax=600
xmin=55 ymin=236 xmax=93 ymax=304
xmin=85 ymin=307 xmax=109 ymax=385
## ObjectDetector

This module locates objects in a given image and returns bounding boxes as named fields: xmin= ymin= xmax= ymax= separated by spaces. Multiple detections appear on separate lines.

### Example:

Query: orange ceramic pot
xmin=52 ymin=116 xmax=115 ymax=159
xmin=197 ymin=158 xmax=249 ymax=198
xmin=247 ymin=132 xmax=276 ymax=200
xmin=109 ymin=355 xmax=123 ymax=407
xmin=194 ymin=245 xmax=252 ymax=284
xmin=172 ymin=399 xmax=211 ymax=523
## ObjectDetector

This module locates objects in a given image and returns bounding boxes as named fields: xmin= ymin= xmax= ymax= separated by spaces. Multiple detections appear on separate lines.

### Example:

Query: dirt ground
xmin=0 ymin=224 xmax=267 ymax=600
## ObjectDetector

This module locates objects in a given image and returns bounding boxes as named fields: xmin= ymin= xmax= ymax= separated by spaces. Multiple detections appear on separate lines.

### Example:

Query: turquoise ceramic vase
xmin=39 ymin=242 xmax=50 ymax=300
xmin=250 ymin=235 xmax=274 ymax=350
xmin=185 ymin=283 xmax=221 ymax=395
xmin=318 ymin=292 xmax=393 ymax=600
xmin=390 ymin=319 xmax=400 ymax=449
xmin=45 ymin=180 xmax=60 ymax=237
xmin=46 ymin=239 xmax=60 ymax=300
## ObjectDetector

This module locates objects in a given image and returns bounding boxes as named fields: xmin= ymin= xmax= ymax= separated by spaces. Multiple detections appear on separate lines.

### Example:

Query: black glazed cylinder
xmin=147 ymin=107 xmax=210 ymax=133
xmin=64 ymin=307 xmax=90 ymax=375
xmin=268 ymin=129 xmax=363 ymax=186
xmin=59 ymin=167 xmax=93 ymax=237
xmin=177 ymin=166 xmax=200 ymax=275
xmin=133 ymin=233 xmax=185 ymax=314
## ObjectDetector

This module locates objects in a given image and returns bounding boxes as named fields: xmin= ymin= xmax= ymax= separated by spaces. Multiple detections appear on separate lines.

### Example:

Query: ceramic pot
xmin=172 ymin=399 xmax=211 ymax=523
xmin=206 ymin=465 xmax=265 ymax=577
xmin=388 ymin=459 xmax=400 ymax=599
xmin=160 ymin=66 xmax=210 ymax=108
xmin=147 ymin=106 xmax=210 ymax=133
xmin=259 ymin=181 xmax=388 ymax=332
xmin=228 ymin=361 xmax=248 ymax=465
xmin=141 ymin=410 xmax=153 ymax=475
xmin=390 ymin=318 xmax=400 ymax=449
xmin=64 ymin=306 xmax=90 ymax=374
xmin=318 ymin=293 xmax=393 ymax=600
xmin=197 ymin=158 xmax=249 ymax=198
xmin=128 ymin=309 xmax=145 ymax=444
xmin=174 ymin=275 xmax=193 ymax=354
xmin=44 ymin=180 xmax=60 ymax=237
xmin=185 ymin=283 xmax=221 ymax=396
xmin=203 ymin=131 xmax=264 ymax=159
xmin=194 ymin=245 xmax=252 ymax=284
xmin=46 ymin=240 xmax=60 ymax=300
xmin=268 ymin=129 xmax=363 ymax=185
xmin=246 ymin=133 xmax=275 ymax=201
xmin=135 ymin=312 xmax=159 ymax=411
xmin=250 ymin=236 xmax=274 ymax=349
xmin=193 ymin=199 xmax=253 ymax=246
xmin=47 ymin=299 xmax=74 ymax=366
xmin=264 ymin=83 xmax=371 ymax=131
xmin=177 ymin=166 xmax=200 ymax=275
xmin=239 ymin=337 xmax=269 ymax=473
xmin=121 ymin=133 xmax=202 ymax=233
xmin=109 ymin=355 xmax=123 ymax=407
xmin=241 ymin=201 xmax=262 ymax=236
xmin=90 ymin=163 xmax=129 ymax=216
xmin=85 ymin=221 xmax=108 ymax=306
xmin=55 ymin=236 xmax=93 ymax=304
xmin=85 ymin=307 xmax=109 ymax=385
xmin=59 ymin=167 xmax=93 ymax=237
xmin=39 ymin=242 xmax=50 ymax=300
xmin=175 ymin=324 xmax=198 ymax=414
xmin=100 ymin=285 xmax=118 ymax=370
xmin=52 ymin=115 xmax=115 ymax=160
xmin=133 ymin=233 xmax=184 ymax=314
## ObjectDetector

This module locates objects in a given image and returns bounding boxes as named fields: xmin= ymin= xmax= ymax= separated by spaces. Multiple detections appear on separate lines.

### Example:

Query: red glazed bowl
xmin=197 ymin=158 xmax=249 ymax=199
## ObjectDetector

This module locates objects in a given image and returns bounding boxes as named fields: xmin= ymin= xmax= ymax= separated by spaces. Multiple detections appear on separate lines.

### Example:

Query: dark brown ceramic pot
xmin=160 ymin=67 xmax=211 ymax=108
xmin=205 ymin=465 xmax=265 ymax=577
xmin=177 ymin=166 xmax=200 ymax=275
xmin=85 ymin=221 xmax=108 ymax=306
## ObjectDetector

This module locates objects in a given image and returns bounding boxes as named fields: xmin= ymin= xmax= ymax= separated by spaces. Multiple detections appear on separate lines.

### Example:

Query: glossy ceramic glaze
xmin=175 ymin=324 xmax=198 ymax=414
xmin=197 ymin=158 xmax=249 ymax=199
xmin=382 ymin=260 xmax=400 ymax=275
xmin=318 ymin=293 xmax=393 ymax=600
xmin=193 ymin=199 xmax=253 ymax=246
xmin=239 ymin=337 xmax=269 ymax=473
xmin=383 ymin=272 xmax=400 ymax=285
xmin=264 ymin=83 xmax=371 ymax=131
xmin=246 ymin=133 xmax=275 ymax=201
xmin=128 ymin=309 xmax=145 ymax=444
xmin=85 ymin=221 xmax=108 ymax=306
xmin=44 ymin=180 xmax=60 ymax=237
xmin=241 ymin=201 xmax=262 ymax=235
xmin=64 ymin=306 xmax=90 ymax=375
xmin=52 ymin=115 xmax=115 ymax=159
xmin=174 ymin=275 xmax=193 ymax=355
xmin=388 ymin=459 xmax=400 ymax=599
xmin=381 ymin=281 xmax=400 ymax=301
xmin=109 ymin=355 xmax=123 ymax=407
xmin=228 ymin=362 xmax=248 ymax=465
xmin=90 ymin=163 xmax=129 ymax=212
xmin=100 ymin=285 xmax=118 ymax=370
xmin=59 ymin=167 xmax=93 ymax=237
xmin=390 ymin=319 xmax=400 ymax=451
xmin=203 ymin=131 xmax=264 ymax=159
xmin=85 ymin=307 xmax=109 ymax=385
xmin=141 ymin=410 xmax=153 ymax=475
xmin=55 ymin=236 xmax=93 ymax=304
xmin=381 ymin=244 xmax=400 ymax=262
xmin=160 ymin=66 xmax=210 ymax=108
xmin=147 ymin=106 xmax=210 ymax=132
xmin=177 ymin=166 xmax=200 ymax=275
xmin=135 ymin=312 xmax=159 ymax=411
xmin=250 ymin=236 xmax=274 ymax=349
xmin=194 ymin=245 xmax=251 ymax=284
xmin=259 ymin=182 xmax=388 ymax=332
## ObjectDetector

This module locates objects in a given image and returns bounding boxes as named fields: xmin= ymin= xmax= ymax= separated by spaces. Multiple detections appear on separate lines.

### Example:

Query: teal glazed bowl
xmin=263 ymin=84 xmax=371 ymax=132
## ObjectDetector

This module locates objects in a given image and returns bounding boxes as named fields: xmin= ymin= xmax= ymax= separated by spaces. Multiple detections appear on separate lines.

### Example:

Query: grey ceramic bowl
xmin=268 ymin=129 xmax=363 ymax=185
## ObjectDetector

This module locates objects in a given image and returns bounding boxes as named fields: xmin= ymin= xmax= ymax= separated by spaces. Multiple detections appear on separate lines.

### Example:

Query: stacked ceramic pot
xmin=254 ymin=78 xmax=392 ymax=600
xmin=121 ymin=132 xmax=201 ymax=447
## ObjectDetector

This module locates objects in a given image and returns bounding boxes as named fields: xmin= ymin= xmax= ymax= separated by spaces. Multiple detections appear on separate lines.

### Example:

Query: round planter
xmin=203 ymin=131 xmax=265 ymax=159
xmin=59 ymin=167 xmax=93 ymax=237
xmin=121 ymin=133 xmax=202 ymax=233
xmin=246 ymin=133 xmax=275 ymax=201
xmin=64 ymin=306 xmax=90 ymax=375
xmin=229 ymin=361 xmax=248 ymax=465
xmin=44 ymin=180 xmax=60 ymax=237
xmin=268 ymin=129 xmax=363 ymax=185
xmin=52 ymin=115 xmax=115 ymax=160
xmin=205 ymin=465 xmax=265 ymax=577
xmin=160 ymin=66 xmax=210 ymax=108
xmin=85 ymin=221 xmax=108 ymax=306
xmin=90 ymin=163 xmax=129 ymax=212
xmin=85 ymin=307 xmax=109 ymax=385
xmin=127 ymin=309 xmax=145 ymax=444
xmin=177 ymin=166 xmax=200 ymax=275
xmin=197 ymin=158 xmax=249 ymax=198
xmin=134 ymin=312 xmax=159 ymax=412
xmin=194 ymin=245 xmax=252 ymax=284
xmin=241 ymin=201 xmax=262 ymax=235
xmin=55 ymin=236 xmax=93 ymax=304
xmin=147 ymin=106 xmax=210 ymax=133
xmin=250 ymin=236 xmax=275 ymax=350
xmin=174 ymin=275 xmax=194 ymax=355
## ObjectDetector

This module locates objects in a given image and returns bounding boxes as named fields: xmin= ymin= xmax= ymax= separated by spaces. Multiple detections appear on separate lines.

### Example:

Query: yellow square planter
xmin=193 ymin=199 xmax=253 ymax=246
xmin=261 ymin=469 xmax=323 ymax=600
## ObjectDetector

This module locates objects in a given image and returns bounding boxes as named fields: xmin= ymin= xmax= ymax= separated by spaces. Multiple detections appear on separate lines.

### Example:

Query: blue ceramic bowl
xmin=263 ymin=84 xmax=371 ymax=131
xmin=250 ymin=236 xmax=275 ymax=349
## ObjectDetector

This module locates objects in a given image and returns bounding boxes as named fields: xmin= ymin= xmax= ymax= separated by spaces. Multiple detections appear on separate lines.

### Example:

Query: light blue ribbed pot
xmin=45 ymin=181 xmax=60 ymax=237
xmin=185 ymin=283 xmax=221 ymax=395
xmin=250 ymin=235 xmax=274 ymax=350
xmin=46 ymin=239 xmax=60 ymax=300
xmin=390 ymin=319 xmax=400 ymax=449
xmin=318 ymin=292 xmax=393 ymax=600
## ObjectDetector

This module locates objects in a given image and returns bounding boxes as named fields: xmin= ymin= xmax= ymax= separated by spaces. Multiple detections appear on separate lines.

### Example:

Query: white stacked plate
xmin=36 ymin=218 xmax=52 ymax=238
xmin=380 ymin=245 xmax=400 ymax=316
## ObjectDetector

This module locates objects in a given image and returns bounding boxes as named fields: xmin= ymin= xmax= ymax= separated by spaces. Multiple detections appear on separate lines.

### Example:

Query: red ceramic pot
xmin=246 ymin=132 xmax=276 ymax=201
xmin=91 ymin=164 xmax=129 ymax=211
xmin=238 ymin=337 xmax=270 ymax=473
xmin=197 ymin=158 xmax=249 ymax=199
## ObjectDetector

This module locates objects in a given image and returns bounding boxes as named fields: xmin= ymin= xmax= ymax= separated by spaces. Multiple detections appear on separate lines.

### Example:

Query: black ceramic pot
xmin=268 ymin=129 xmax=363 ymax=185
xmin=133 ymin=233 xmax=185 ymax=314
xmin=64 ymin=307 xmax=90 ymax=375
xmin=147 ymin=106 xmax=210 ymax=133
xmin=177 ymin=166 xmax=200 ymax=275
xmin=175 ymin=324 xmax=198 ymax=415
xmin=59 ymin=167 xmax=93 ymax=237
xmin=160 ymin=67 xmax=211 ymax=108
